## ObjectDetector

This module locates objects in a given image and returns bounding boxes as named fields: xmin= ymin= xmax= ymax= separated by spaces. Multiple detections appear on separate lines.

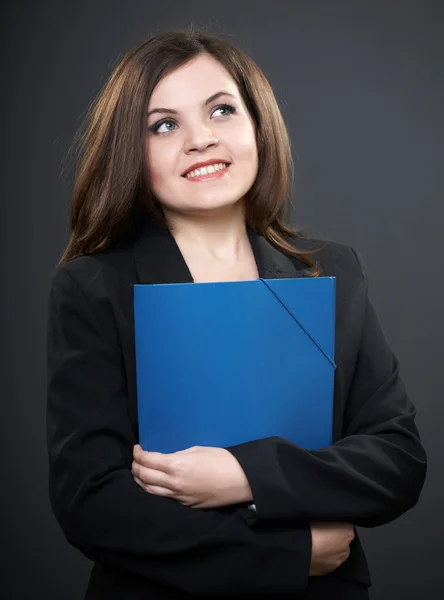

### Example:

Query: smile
xmin=183 ymin=163 xmax=230 ymax=182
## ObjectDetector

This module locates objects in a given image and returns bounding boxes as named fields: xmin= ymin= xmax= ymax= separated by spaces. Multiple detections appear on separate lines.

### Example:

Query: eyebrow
xmin=147 ymin=91 xmax=237 ymax=118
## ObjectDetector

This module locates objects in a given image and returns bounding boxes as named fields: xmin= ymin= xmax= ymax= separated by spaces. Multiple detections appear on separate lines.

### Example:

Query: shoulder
xmin=290 ymin=236 xmax=370 ymax=335
xmin=49 ymin=243 xmax=134 ymax=298
xmin=47 ymin=245 xmax=134 ymax=346
xmin=290 ymin=235 xmax=369 ymax=289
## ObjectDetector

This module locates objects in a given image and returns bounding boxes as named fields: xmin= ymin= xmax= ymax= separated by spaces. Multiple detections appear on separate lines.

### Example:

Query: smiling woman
xmin=144 ymin=56 xmax=259 ymax=221
xmin=47 ymin=25 xmax=426 ymax=600
xmin=59 ymin=26 xmax=321 ymax=272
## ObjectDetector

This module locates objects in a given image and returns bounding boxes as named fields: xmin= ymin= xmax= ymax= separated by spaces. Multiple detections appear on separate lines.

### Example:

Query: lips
xmin=181 ymin=159 xmax=231 ymax=177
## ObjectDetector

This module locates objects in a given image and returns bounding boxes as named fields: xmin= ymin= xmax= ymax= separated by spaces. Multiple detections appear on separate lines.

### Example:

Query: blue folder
xmin=134 ymin=277 xmax=336 ymax=453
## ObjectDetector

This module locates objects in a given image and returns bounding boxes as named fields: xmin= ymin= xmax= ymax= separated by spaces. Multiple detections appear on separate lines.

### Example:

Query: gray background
xmin=2 ymin=1 xmax=443 ymax=598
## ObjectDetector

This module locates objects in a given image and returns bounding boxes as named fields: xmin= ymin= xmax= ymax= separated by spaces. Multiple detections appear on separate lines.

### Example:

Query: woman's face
xmin=144 ymin=54 xmax=258 ymax=216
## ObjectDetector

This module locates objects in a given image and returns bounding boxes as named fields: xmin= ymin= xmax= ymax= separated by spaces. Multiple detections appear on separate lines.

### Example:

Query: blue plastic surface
xmin=134 ymin=277 xmax=336 ymax=452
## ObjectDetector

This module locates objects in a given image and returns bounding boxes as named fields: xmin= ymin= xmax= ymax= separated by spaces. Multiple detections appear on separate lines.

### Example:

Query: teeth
xmin=186 ymin=163 xmax=228 ymax=178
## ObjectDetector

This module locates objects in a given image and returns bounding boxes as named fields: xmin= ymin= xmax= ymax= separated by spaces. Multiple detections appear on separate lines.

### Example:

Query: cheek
xmin=149 ymin=169 xmax=163 ymax=189
xmin=145 ymin=142 xmax=169 ymax=191
xmin=235 ymin=126 xmax=258 ymax=165
xmin=238 ymin=140 xmax=259 ymax=182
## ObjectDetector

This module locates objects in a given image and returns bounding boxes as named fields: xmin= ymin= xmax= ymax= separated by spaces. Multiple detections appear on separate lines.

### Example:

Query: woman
xmin=46 ymin=27 xmax=427 ymax=599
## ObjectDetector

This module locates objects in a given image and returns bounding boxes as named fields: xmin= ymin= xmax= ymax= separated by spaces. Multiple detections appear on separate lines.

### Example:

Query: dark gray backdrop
xmin=2 ymin=1 xmax=443 ymax=598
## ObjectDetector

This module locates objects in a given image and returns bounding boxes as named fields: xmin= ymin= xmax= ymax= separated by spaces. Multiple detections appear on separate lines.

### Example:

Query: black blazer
xmin=46 ymin=218 xmax=427 ymax=599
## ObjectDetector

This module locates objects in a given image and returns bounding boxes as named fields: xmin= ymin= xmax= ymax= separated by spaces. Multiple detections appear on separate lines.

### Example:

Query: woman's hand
xmin=132 ymin=444 xmax=253 ymax=509
xmin=309 ymin=522 xmax=355 ymax=576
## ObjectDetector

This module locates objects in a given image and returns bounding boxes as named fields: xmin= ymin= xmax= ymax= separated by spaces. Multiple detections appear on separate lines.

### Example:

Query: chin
xmin=167 ymin=195 xmax=244 ymax=216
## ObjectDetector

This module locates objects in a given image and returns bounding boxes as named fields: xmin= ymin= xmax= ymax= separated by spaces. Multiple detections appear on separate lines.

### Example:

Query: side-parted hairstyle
xmin=60 ymin=25 xmax=322 ymax=273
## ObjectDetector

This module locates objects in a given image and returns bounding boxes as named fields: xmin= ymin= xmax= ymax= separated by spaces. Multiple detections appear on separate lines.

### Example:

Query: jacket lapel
xmin=133 ymin=217 xmax=323 ymax=283
xmin=133 ymin=218 xmax=193 ymax=284
xmin=246 ymin=227 xmax=324 ymax=279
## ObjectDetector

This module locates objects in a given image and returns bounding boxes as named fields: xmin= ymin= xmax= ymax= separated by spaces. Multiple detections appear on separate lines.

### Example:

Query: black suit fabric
xmin=46 ymin=219 xmax=427 ymax=598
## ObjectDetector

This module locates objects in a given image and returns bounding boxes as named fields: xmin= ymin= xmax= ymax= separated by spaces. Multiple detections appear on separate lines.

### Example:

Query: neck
xmin=163 ymin=201 xmax=250 ymax=262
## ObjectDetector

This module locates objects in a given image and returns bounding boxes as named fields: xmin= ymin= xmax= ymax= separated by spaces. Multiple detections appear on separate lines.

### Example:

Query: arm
xmin=226 ymin=247 xmax=427 ymax=528
xmin=46 ymin=264 xmax=312 ymax=595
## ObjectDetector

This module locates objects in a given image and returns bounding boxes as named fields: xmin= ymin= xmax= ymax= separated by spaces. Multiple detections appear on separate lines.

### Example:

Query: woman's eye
xmin=151 ymin=119 xmax=177 ymax=134
xmin=212 ymin=103 xmax=236 ymax=118
xmin=149 ymin=104 xmax=236 ymax=135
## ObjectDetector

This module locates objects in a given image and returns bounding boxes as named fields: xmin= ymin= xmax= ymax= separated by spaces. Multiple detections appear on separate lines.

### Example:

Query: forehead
xmin=148 ymin=54 xmax=239 ymax=108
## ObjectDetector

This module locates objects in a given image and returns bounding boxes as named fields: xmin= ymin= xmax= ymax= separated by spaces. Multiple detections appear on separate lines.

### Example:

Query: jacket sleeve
xmin=46 ymin=264 xmax=312 ymax=595
xmin=227 ymin=246 xmax=427 ymax=528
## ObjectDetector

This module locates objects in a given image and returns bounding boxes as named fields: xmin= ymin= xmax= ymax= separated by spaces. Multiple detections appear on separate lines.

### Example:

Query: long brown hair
xmin=60 ymin=26 xmax=323 ymax=273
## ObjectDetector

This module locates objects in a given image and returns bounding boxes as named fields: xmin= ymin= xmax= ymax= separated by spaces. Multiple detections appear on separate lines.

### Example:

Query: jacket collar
xmin=133 ymin=217 xmax=323 ymax=284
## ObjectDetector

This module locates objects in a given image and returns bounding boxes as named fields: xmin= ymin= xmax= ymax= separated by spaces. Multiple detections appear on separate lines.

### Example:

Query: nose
xmin=184 ymin=123 xmax=219 ymax=154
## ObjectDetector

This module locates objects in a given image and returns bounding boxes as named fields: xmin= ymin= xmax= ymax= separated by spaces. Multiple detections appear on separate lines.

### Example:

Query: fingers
xmin=132 ymin=461 xmax=172 ymax=489
xmin=133 ymin=445 xmax=172 ymax=473
xmin=133 ymin=474 xmax=175 ymax=498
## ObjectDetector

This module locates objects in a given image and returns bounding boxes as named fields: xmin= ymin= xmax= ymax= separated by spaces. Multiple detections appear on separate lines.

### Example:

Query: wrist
xmin=228 ymin=450 xmax=254 ymax=503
